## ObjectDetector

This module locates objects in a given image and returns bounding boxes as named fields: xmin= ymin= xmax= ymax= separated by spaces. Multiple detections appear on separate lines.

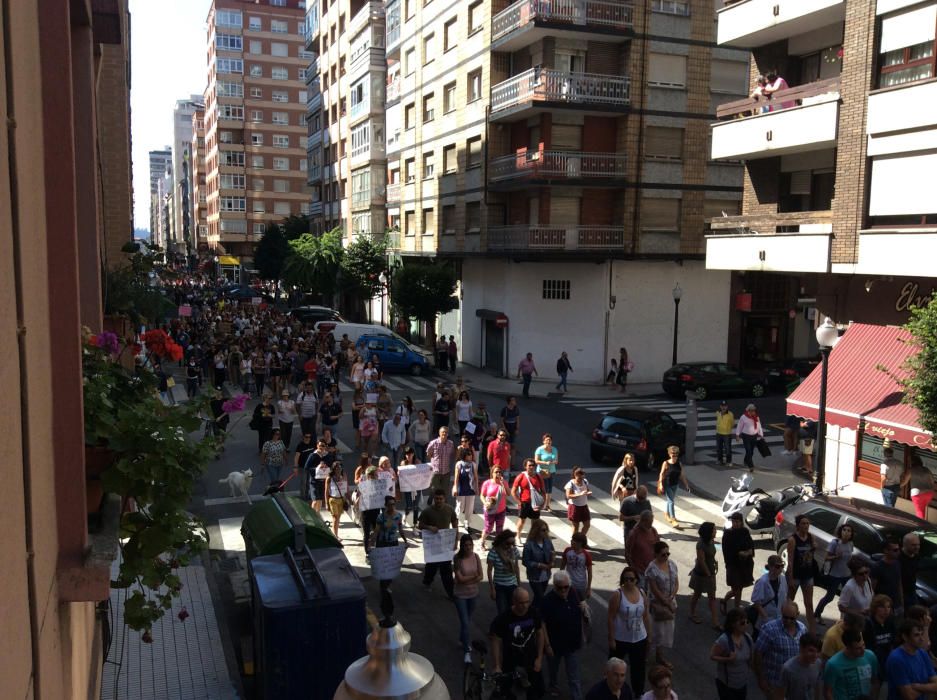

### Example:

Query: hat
xmin=729 ymin=511 xmax=743 ymax=521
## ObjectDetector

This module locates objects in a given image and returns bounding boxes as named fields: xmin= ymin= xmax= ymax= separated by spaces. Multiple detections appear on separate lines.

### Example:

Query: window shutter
xmin=648 ymin=54 xmax=686 ymax=87
xmin=645 ymin=126 xmax=683 ymax=160
xmin=881 ymin=4 xmax=937 ymax=53
xmin=640 ymin=198 xmax=680 ymax=231
xmin=551 ymin=125 xmax=582 ymax=150
xmin=711 ymin=60 xmax=749 ymax=94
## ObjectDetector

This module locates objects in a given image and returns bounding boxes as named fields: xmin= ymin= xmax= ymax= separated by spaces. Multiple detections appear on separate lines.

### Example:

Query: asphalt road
xmin=189 ymin=373 xmax=790 ymax=700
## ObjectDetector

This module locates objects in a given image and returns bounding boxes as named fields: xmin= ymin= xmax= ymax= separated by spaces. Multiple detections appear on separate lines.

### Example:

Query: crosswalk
xmin=559 ymin=395 xmax=785 ymax=461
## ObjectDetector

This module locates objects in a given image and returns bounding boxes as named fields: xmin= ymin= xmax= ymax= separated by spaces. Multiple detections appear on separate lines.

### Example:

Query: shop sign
xmin=895 ymin=281 xmax=936 ymax=313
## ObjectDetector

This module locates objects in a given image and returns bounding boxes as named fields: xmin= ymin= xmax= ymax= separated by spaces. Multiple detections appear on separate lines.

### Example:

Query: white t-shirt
xmin=839 ymin=578 xmax=873 ymax=613
xmin=565 ymin=479 xmax=590 ymax=507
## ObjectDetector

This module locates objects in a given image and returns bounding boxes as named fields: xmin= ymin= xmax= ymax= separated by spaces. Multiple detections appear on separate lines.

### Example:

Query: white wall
xmin=460 ymin=259 xmax=731 ymax=384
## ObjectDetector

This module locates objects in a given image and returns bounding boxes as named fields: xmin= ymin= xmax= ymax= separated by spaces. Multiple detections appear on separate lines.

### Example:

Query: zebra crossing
xmin=559 ymin=395 xmax=785 ymax=461
xmin=334 ymin=372 xmax=441 ymax=395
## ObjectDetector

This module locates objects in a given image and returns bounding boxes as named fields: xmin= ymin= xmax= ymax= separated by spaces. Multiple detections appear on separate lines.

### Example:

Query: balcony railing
xmin=351 ymin=187 xmax=386 ymax=210
xmin=489 ymin=150 xmax=627 ymax=181
xmin=386 ymin=182 xmax=401 ymax=203
xmin=386 ymin=78 xmax=401 ymax=102
xmin=492 ymin=0 xmax=633 ymax=42
xmin=707 ymin=210 xmax=833 ymax=235
xmin=487 ymin=225 xmax=626 ymax=251
xmin=715 ymin=76 xmax=841 ymax=120
xmin=491 ymin=68 xmax=630 ymax=113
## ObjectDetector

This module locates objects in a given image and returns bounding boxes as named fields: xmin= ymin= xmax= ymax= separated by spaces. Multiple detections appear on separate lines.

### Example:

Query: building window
xmin=272 ymin=111 xmax=289 ymax=125
xmin=216 ymin=10 xmax=242 ymax=28
xmin=444 ymin=17 xmax=457 ymax=52
xmin=879 ymin=4 xmax=937 ymax=87
xmin=222 ymin=151 xmax=246 ymax=167
xmin=273 ymin=135 xmax=290 ymax=148
xmin=271 ymin=0 xmax=286 ymax=6
xmin=542 ymin=280 xmax=571 ymax=300
xmin=272 ymin=66 xmax=289 ymax=80
xmin=299 ymin=158 xmax=307 ymax=171
xmin=220 ymin=196 xmax=246 ymax=211
xmin=423 ymin=93 xmax=434 ymax=123
xmin=423 ymin=33 xmax=435 ymax=65
xmin=274 ymin=202 xmax=290 ymax=215
xmin=253 ymin=223 xmax=266 ymax=234
xmin=252 ymin=133 xmax=264 ymax=145
xmin=644 ymin=126 xmax=684 ymax=161
xmin=249 ymin=86 xmax=262 ymax=98
xmin=249 ymin=40 xmax=262 ymax=54
xmin=220 ymin=174 xmax=245 ymax=189
xmin=251 ymin=110 xmax=263 ymax=122
xmin=271 ymin=42 xmax=288 ymax=57
xmin=651 ymin=0 xmax=690 ymax=16
xmin=271 ymin=19 xmax=288 ymax=33
xmin=422 ymin=208 xmax=435 ymax=235
xmin=405 ymin=157 xmax=416 ymax=183
xmin=272 ymin=90 xmax=288 ymax=103
xmin=443 ymin=144 xmax=457 ymax=174
xmin=248 ymin=16 xmax=261 ymax=30
xmin=405 ymin=48 xmax=416 ymax=76
xmin=220 ymin=131 xmax=234 ymax=144
xmin=648 ymin=53 xmax=687 ymax=88
xmin=468 ymin=1 xmax=483 ymax=34
xmin=274 ymin=179 xmax=289 ymax=193
xmin=219 ymin=81 xmax=244 ymax=97
xmin=219 ymin=104 xmax=244 ymax=120
xmin=442 ymin=205 xmax=456 ymax=234
xmin=216 ymin=33 xmax=243 ymax=51
xmin=252 ymin=178 xmax=264 ymax=190
xmin=423 ymin=151 xmax=435 ymax=179
xmin=251 ymin=154 xmax=264 ymax=167
xmin=221 ymin=219 xmax=248 ymax=233
xmin=711 ymin=60 xmax=749 ymax=94
xmin=250 ymin=64 xmax=262 ymax=77
xmin=405 ymin=102 xmax=416 ymax=130
xmin=217 ymin=58 xmax=244 ymax=74
xmin=273 ymin=157 xmax=289 ymax=170
xmin=405 ymin=210 xmax=415 ymax=236
xmin=640 ymin=197 xmax=680 ymax=232
xmin=253 ymin=200 xmax=266 ymax=213
xmin=299 ymin=68 xmax=308 ymax=81
xmin=444 ymin=81 xmax=457 ymax=113
xmin=465 ymin=201 xmax=480 ymax=231
xmin=467 ymin=69 xmax=482 ymax=102
xmin=467 ymin=136 xmax=482 ymax=168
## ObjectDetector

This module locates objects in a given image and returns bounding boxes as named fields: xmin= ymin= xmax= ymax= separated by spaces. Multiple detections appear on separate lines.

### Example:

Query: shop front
xmin=786 ymin=323 xmax=936 ymax=516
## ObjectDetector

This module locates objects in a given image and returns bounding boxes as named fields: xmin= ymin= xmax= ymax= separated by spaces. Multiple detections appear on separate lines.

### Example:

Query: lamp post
xmin=814 ymin=318 xmax=839 ymax=491
xmin=671 ymin=283 xmax=683 ymax=366
xmin=378 ymin=271 xmax=388 ymax=326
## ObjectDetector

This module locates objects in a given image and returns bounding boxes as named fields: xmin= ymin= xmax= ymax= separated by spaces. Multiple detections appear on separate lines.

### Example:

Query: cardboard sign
xmin=358 ymin=478 xmax=387 ymax=511
xmin=369 ymin=543 xmax=407 ymax=581
xmin=178 ymin=304 xmax=192 ymax=317
xmin=422 ymin=528 xmax=457 ymax=564
xmin=398 ymin=463 xmax=433 ymax=493
xmin=376 ymin=469 xmax=396 ymax=495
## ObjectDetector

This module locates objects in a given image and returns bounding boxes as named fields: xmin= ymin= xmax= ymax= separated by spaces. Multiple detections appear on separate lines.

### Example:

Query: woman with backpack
xmin=710 ymin=608 xmax=753 ymax=700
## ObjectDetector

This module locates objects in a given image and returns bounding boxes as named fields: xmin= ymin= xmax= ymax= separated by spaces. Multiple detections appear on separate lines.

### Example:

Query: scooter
xmin=721 ymin=472 xmax=766 ymax=529
xmin=721 ymin=473 xmax=817 ymax=532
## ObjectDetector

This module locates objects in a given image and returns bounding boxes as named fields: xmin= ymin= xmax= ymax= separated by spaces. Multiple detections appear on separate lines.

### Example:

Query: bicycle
xmin=462 ymin=640 xmax=523 ymax=700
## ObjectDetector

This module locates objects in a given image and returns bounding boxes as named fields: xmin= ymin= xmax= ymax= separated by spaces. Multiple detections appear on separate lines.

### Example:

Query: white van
xmin=313 ymin=321 xmax=426 ymax=355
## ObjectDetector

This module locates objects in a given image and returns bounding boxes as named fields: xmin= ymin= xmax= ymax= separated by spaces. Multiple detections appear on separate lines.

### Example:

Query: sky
xmin=129 ymin=0 xmax=212 ymax=232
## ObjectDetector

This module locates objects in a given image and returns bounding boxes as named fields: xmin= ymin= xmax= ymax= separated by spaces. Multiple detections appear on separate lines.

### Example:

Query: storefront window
xmin=859 ymin=433 xmax=906 ymax=465
xmin=918 ymin=448 xmax=937 ymax=477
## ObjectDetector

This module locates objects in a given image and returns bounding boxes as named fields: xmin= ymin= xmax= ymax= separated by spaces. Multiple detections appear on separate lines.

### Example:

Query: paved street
xmin=189 ymin=371 xmax=792 ymax=699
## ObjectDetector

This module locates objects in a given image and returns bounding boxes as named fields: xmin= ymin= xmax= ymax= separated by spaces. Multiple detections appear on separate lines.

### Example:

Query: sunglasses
xmin=660 ymin=552 xmax=670 ymax=557
xmin=622 ymin=577 xmax=637 ymax=582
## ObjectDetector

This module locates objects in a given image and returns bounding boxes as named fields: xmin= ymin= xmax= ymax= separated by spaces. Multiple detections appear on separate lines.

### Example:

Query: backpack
xmin=720 ymin=632 xmax=753 ymax=683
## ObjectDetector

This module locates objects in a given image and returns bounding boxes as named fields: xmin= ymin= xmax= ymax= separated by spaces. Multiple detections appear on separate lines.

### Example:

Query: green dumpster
xmin=241 ymin=493 xmax=341 ymax=560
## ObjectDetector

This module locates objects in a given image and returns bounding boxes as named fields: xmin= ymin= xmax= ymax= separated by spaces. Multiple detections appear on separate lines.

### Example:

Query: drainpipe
xmin=3 ymin=1 xmax=43 ymax=690
xmin=629 ymin=5 xmax=651 ymax=254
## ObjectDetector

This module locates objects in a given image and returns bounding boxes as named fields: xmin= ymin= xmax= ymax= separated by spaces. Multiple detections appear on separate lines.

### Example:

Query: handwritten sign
xmin=377 ymin=469 xmax=396 ymax=496
xmin=398 ymin=463 xmax=433 ymax=493
xmin=370 ymin=543 xmax=407 ymax=580
xmin=358 ymin=478 xmax=387 ymax=511
xmin=366 ymin=393 xmax=379 ymax=403
xmin=422 ymin=527 xmax=457 ymax=564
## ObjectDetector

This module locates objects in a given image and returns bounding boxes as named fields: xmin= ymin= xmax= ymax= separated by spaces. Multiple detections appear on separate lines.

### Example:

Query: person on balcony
xmin=763 ymin=71 xmax=794 ymax=111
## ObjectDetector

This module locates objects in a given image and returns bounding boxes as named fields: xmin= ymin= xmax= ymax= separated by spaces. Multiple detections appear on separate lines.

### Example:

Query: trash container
xmin=250 ymin=545 xmax=368 ymax=700
xmin=241 ymin=493 xmax=340 ymax=560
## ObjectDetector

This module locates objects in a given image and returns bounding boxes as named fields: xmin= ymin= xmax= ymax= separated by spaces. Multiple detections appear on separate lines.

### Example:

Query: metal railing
xmin=491 ymin=68 xmax=630 ymax=113
xmin=716 ymin=76 xmax=841 ymax=120
xmin=487 ymin=225 xmax=626 ymax=250
xmin=489 ymin=150 xmax=627 ymax=181
xmin=492 ymin=0 xmax=634 ymax=41
xmin=706 ymin=210 xmax=833 ymax=235
xmin=386 ymin=78 xmax=401 ymax=102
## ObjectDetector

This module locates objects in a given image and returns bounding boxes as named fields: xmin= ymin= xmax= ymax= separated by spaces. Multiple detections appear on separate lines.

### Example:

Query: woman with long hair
xmin=479 ymin=467 xmax=509 ymax=550
xmin=487 ymin=528 xmax=520 ymax=615
xmin=455 ymin=390 xmax=473 ymax=436
xmin=324 ymin=461 xmax=349 ymax=541
xmin=611 ymin=453 xmax=639 ymax=501
xmin=688 ymin=522 xmax=720 ymax=629
xmin=522 ymin=520 xmax=554 ymax=607
xmin=607 ymin=566 xmax=651 ymax=696
xmin=646 ymin=541 xmax=679 ymax=669
xmin=814 ymin=523 xmax=854 ymax=623
xmin=453 ymin=533 xmax=483 ymax=663
xmin=656 ymin=445 xmax=690 ymax=528
xmin=710 ymin=608 xmax=752 ymax=700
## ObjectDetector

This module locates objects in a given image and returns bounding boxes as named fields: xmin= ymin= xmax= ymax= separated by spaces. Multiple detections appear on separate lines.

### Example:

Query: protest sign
xmin=398 ymin=463 xmax=433 ymax=492
xmin=358 ymin=478 xmax=387 ymax=511
xmin=422 ymin=528 xmax=457 ymax=564
xmin=370 ymin=543 xmax=406 ymax=580
xmin=376 ymin=469 xmax=396 ymax=495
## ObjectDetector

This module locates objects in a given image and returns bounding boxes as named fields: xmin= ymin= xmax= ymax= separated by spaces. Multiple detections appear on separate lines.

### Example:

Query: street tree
xmin=282 ymin=229 xmax=344 ymax=304
xmin=390 ymin=263 xmax=459 ymax=336
xmin=899 ymin=294 xmax=937 ymax=438
xmin=280 ymin=213 xmax=310 ymax=240
xmin=253 ymin=223 xmax=291 ymax=300
xmin=341 ymin=235 xmax=387 ymax=301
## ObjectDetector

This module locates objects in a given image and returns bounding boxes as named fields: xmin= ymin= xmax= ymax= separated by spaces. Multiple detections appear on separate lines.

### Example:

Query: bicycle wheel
xmin=462 ymin=666 xmax=482 ymax=700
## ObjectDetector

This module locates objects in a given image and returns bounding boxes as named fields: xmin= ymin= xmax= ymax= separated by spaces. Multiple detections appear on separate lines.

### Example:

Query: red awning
xmin=786 ymin=323 xmax=934 ymax=451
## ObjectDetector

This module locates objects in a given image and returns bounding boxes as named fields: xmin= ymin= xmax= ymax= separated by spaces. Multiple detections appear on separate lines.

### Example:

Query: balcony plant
xmin=83 ymin=326 xmax=216 ymax=639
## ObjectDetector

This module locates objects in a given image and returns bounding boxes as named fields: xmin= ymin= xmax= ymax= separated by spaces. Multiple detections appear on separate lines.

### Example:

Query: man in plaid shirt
xmin=755 ymin=600 xmax=807 ymax=699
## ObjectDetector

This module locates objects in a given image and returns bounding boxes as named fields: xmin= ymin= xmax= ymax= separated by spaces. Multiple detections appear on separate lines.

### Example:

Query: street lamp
xmin=671 ymin=283 xmax=683 ymax=366
xmin=378 ymin=271 xmax=388 ymax=326
xmin=814 ymin=318 xmax=839 ymax=490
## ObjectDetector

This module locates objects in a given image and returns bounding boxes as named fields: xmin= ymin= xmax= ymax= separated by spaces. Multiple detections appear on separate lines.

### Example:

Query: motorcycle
xmin=721 ymin=473 xmax=816 ymax=532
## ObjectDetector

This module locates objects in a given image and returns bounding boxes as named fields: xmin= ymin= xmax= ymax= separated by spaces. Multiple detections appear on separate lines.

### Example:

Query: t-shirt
xmin=864 ymin=616 xmax=897 ymax=677
xmin=562 ymin=547 xmax=592 ymax=592
xmin=489 ymin=608 xmax=542 ymax=670
xmin=713 ymin=632 xmax=753 ymax=689
xmin=417 ymin=503 xmax=457 ymax=530
xmin=565 ymin=479 xmax=590 ymax=507
xmin=501 ymin=405 xmax=520 ymax=426
xmin=886 ymin=646 xmax=937 ymax=700
xmin=488 ymin=547 xmax=519 ymax=587
xmin=534 ymin=446 xmax=558 ymax=474
xmin=375 ymin=511 xmax=403 ymax=546
xmin=619 ymin=497 xmax=652 ymax=534
xmin=781 ymin=656 xmax=822 ymax=700
xmin=512 ymin=472 xmax=543 ymax=504
xmin=872 ymin=558 xmax=902 ymax=604
xmin=319 ymin=402 xmax=341 ymax=426
xmin=822 ymin=650 xmax=877 ymax=700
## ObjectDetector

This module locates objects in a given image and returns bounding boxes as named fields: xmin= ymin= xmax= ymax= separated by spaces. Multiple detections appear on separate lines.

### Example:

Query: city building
xmin=373 ymin=0 xmax=747 ymax=381
xmin=149 ymin=147 xmax=172 ymax=246
xmin=203 ymin=0 xmax=312 ymax=264
xmin=1 ymin=0 xmax=133 ymax=695
xmin=171 ymin=95 xmax=205 ymax=260
xmin=706 ymin=0 xmax=937 ymax=369
xmin=192 ymin=107 xmax=210 ymax=255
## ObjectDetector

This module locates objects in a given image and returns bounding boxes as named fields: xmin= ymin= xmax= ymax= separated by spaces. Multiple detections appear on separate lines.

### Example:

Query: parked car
xmin=315 ymin=321 xmax=407 ymax=347
xmin=356 ymin=334 xmax=429 ymax=376
xmin=662 ymin=362 xmax=769 ymax=400
xmin=222 ymin=285 xmax=276 ymax=304
xmin=589 ymin=408 xmax=686 ymax=468
xmin=765 ymin=356 xmax=821 ymax=393
xmin=287 ymin=306 xmax=345 ymax=325
xmin=773 ymin=495 xmax=937 ymax=606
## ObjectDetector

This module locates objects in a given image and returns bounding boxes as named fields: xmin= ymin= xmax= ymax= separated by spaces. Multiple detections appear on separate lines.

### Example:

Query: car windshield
xmin=600 ymin=417 xmax=642 ymax=437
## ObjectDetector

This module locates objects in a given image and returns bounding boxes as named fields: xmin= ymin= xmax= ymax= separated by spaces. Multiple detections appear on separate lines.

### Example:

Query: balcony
xmin=716 ymin=0 xmax=845 ymax=48
xmin=490 ymin=68 xmax=630 ymax=121
xmin=309 ymin=200 xmax=323 ymax=216
xmin=384 ymin=230 xmax=401 ymax=250
xmin=492 ymin=0 xmax=633 ymax=51
xmin=711 ymin=77 xmax=840 ymax=161
xmin=386 ymin=182 xmax=401 ymax=204
xmin=489 ymin=150 xmax=627 ymax=187
xmin=386 ymin=77 xmax=401 ymax=103
xmin=350 ymin=1 xmax=384 ymax=38
xmin=351 ymin=187 xmax=386 ymax=211
xmin=705 ymin=211 xmax=833 ymax=273
xmin=487 ymin=225 xmax=628 ymax=252
xmin=385 ymin=0 xmax=402 ymax=54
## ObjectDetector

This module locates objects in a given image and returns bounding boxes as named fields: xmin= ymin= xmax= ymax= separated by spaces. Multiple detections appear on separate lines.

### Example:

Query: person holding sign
xmin=417 ymin=489 xmax=458 ymax=599
xmin=512 ymin=458 xmax=546 ymax=543
xmin=356 ymin=464 xmax=382 ymax=556
xmin=372 ymin=495 xmax=409 ymax=614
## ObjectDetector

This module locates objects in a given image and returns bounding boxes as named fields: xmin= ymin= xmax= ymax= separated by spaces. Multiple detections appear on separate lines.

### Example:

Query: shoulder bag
xmin=650 ymin=565 xmax=676 ymax=621
xmin=526 ymin=474 xmax=545 ymax=511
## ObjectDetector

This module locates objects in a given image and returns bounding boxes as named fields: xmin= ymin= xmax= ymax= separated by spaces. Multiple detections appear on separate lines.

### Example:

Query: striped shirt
xmin=488 ymin=547 xmax=519 ymax=587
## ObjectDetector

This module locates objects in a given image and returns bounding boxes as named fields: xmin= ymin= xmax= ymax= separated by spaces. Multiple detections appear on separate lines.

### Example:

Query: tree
xmin=280 ymin=213 xmax=310 ymax=240
xmin=282 ymin=229 xmax=344 ymax=303
xmin=390 ymin=263 xmax=459 ymax=333
xmin=253 ymin=224 xmax=291 ymax=300
xmin=341 ymin=235 xmax=387 ymax=301
xmin=899 ymin=294 xmax=937 ymax=438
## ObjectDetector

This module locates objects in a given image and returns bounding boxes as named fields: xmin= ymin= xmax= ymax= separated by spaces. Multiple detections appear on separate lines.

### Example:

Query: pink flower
xmin=96 ymin=331 xmax=120 ymax=355
xmin=222 ymin=394 xmax=249 ymax=413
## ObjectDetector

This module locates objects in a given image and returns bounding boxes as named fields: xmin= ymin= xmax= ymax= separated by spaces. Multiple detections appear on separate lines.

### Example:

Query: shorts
xmin=328 ymin=496 xmax=345 ymax=519
xmin=503 ymin=424 xmax=517 ymax=443
xmin=791 ymin=576 xmax=814 ymax=589
xmin=567 ymin=504 xmax=591 ymax=523
xmin=313 ymin=479 xmax=326 ymax=501
xmin=689 ymin=572 xmax=716 ymax=595
xmin=540 ymin=474 xmax=554 ymax=493
xmin=519 ymin=502 xmax=541 ymax=520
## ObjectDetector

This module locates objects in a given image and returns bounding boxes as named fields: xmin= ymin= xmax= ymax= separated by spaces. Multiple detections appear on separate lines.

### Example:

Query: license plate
xmin=608 ymin=437 xmax=629 ymax=446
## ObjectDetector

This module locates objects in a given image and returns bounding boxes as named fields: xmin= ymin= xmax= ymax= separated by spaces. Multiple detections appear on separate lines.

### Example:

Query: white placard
xmin=422 ymin=528 xmax=457 ymax=564
xmin=464 ymin=421 xmax=477 ymax=435
xmin=370 ymin=543 xmax=407 ymax=580
xmin=398 ymin=463 xmax=433 ymax=493
xmin=377 ymin=469 xmax=396 ymax=495
xmin=358 ymin=478 xmax=387 ymax=511
xmin=366 ymin=393 xmax=379 ymax=403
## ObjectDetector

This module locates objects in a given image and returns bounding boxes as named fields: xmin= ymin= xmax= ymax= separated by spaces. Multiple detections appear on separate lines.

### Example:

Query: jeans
xmin=556 ymin=372 xmax=568 ymax=391
xmin=529 ymin=580 xmax=548 ymax=608
xmin=362 ymin=509 xmax=380 ymax=553
xmin=882 ymin=486 xmax=899 ymax=507
xmin=423 ymin=561 xmax=454 ymax=598
xmin=716 ymin=434 xmax=733 ymax=464
xmin=815 ymin=575 xmax=849 ymax=617
xmin=265 ymin=462 xmax=282 ymax=485
xmin=741 ymin=434 xmax=757 ymax=470
xmin=404 ymin=490 xmax=423 ymax=524
xmin=413 ymin=442 xmax=427 ymax=462
xmin=521 ymin=373 xmax=532 ymax=397
xmin=664 ymin=485 xmax=678 ymax=519
xmin=614 ymin=638 xmax=648 ymax=696
xmin=495 ymin=583 xmax=517 ymax=615
xmin=278 ymin=420 xmax=294 ymax=450
xmin=454 ymin=595 xmax=477 ymax=652
xmin=547 ymin=651 xmax=582 ymax=700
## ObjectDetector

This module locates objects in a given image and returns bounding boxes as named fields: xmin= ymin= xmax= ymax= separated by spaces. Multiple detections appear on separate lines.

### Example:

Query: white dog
xmin=219 ymin=469 xmax=254 ymax=504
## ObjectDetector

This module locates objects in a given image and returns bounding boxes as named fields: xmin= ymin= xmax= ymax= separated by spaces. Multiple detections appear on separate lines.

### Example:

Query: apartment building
xmin=204 ymin=0 xmax=312 ymax=263
xmin=305 ymin=0 xmax=388 ymax=242
xmin=377 ymin=0 xmax=748 ymax=381
xmin=192 ymin=107 xmax=210 ymax=254
xmin=706 ymin=0 xmax=937 ymax=369
xmin=172 ymin=95 xmax=205 ymax=259
xmin=149 ymin=147 xmax=172 ymax=245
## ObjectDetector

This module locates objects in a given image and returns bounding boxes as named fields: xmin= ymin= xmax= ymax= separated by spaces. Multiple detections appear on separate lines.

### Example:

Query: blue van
xmin=356 ymin=334 xmax=429 ymax=376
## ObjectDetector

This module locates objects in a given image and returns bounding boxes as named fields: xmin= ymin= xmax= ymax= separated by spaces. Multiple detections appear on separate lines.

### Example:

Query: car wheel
xmin=410 ymin=363 xmax=423 ymax=376
xmin=590 ymin=445 xmax=603 ymax=463
xmin=695 ymin=386 xmax=708 ymax=401
xmin=752 ymin=383 xmax=766 ymax=398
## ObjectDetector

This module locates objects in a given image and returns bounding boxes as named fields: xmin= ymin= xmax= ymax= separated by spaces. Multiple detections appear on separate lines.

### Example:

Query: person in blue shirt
xmin=822 ymin=629 xmax=879 ymax=700
xmin=886 ymin=618 xmax=937 ymax=700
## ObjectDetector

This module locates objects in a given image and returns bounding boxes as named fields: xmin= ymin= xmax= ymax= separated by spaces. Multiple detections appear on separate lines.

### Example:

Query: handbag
xmin=756 ymin=438 xmax=771 ymax=458
xmin=526 ymin=474 xmax=545 ymax=511
xmin=650 ymin=599 xmax=675 ymax=621
xmin=249 ymin=415 xmax=260 ymax=431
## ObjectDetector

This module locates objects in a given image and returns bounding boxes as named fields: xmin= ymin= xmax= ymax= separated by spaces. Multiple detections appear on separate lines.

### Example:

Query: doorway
xmin=483 ymin=320 xmax=505 ymax=376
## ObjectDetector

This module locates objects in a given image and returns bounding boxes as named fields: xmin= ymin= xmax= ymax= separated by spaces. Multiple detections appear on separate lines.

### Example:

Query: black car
xmin=662 ymin=362 xmax=768 ymax=401
xmin=765 ymin=356 xmax=821 ymax=392
xmin=774 ymin=495 xmax=937 ymax=606
xmin=287 ymin=306 xmax=345 ymax=325
xmin=590 ymin=408 xmax=686 ymax=468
